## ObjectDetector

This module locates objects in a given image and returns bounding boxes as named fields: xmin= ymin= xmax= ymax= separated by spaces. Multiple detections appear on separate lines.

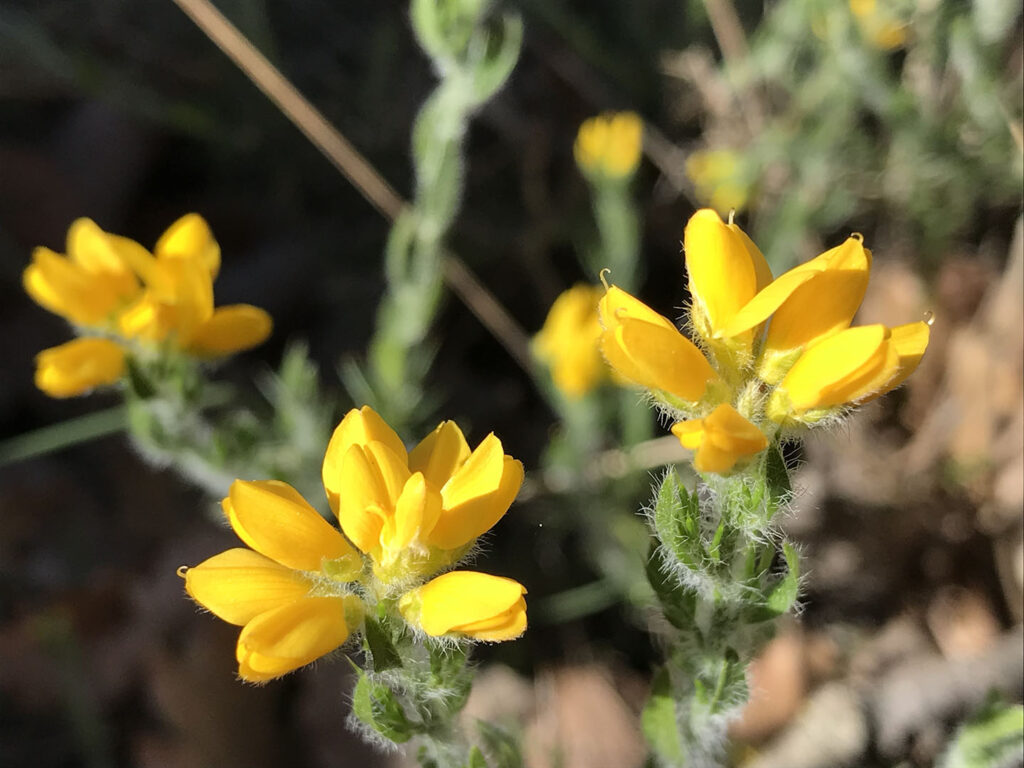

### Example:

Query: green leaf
xmin=467 ymin=746 xmax=489 ymax=768
xmin=941 ymin=698 xmax=1024 ymax=768
xmin=641 ymin=667 xmax=684 ymax=764
xmin=362 ymin=615 xmax=403 ymax=672
xmin=476 ymin=721 xmax=523 ymax=768
xmin=765 ymin=444 xmax=791 ymax=518
xmin=744 ymin=542 xmax=801 ymax=622
xmin=428 ymin=641 xmax=473 ymax=712
xmin=651 ymin=470 xmax=703 ymax=571
xmin=466 ymin=12 xmax=523 ymax=104
xmin=351 ymin=670 xmax=415 ymax=744
xmin=766 ymin=543 xmax=801 ymax=615
xmin=645 ymin=544 xmax=697 ymax=630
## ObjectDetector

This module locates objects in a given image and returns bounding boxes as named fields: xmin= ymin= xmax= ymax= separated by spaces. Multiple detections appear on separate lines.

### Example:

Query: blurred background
xmin=0 ymin=1 xmax=1021 ymax=766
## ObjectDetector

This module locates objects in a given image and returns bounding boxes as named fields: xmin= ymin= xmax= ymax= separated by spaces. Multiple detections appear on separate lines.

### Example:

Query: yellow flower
xmin=25 ymin=215 xmax=273 ymax=397
xmin=321 ymin=406 xmax=524 ymax=585
xmin=671 ymin=404 xmax=768 ymax=474
xmin=534 ymin=284 xmax=606 ymax=398
xmin=685 ymin=150 xmax=749 ymax=214
xmin=596 ymin=208 xmax=930 ymax=467
xmin=24 ymin=218 xmax=144 ymax=327
xmin=598 ymin=284 xmax=718 ymax=406
xmin=574 ymin=112 xmax=643 ymax=180
xmin=399 ymin=570 xmax=527 ymax=642
xmin=180 ymin=479 xmax=364 ymax=683
xmin=34 ymin=337 xmax=126 ymax=398
xmin=767 ymin=320 xmax=930 ymax=423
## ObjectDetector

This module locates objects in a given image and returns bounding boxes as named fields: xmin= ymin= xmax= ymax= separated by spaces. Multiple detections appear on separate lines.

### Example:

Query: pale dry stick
xmin=170 ymin=0 xmax=536 ymax=374
xmin=702 ymin=0 xmax=749 ymax=63
xmin=701 ymin=0 xmax=765 ymax=134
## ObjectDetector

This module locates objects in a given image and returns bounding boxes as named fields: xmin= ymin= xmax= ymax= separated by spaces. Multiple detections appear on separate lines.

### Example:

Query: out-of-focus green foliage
xmin=940 ymin=698 xmax=1024 ymax=768
xmin=673 ymin=0 xmax=1023 ymax=268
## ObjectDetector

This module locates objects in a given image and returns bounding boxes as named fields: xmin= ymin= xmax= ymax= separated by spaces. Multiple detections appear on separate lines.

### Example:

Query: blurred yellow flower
xmin=574 ymin=112 xmax=643 ymax=180
xmin=25 ymin=214 xmax=273 ymax=397
xmin=850 ymin=0 xmax=907 ymax=50
xmin=671 ymin=404 xmax=767 ymax=474
xmin=399 ymin=570 xmax=527 ymax=642
xmin=322 ymin=406 xmax=524 ymax=585
xmin=685 ymin=150 xmax=750 ymax=214
xmin=534 ymin=284 xmax=606 ymax=398
xmin=181 ymin=479 xmax=364 ymax=682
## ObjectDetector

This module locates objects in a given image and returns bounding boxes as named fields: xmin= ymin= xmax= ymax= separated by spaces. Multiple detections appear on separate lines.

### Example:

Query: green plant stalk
xmin=349 ymin=0 xmax=523 ymax=432
xmin=125 ymin=344 xmax=333 ymax=508
xmin=643 ymin=448 xmax=799 ymax=768
xmin=351 ymin=608 xmax=522 ymax=768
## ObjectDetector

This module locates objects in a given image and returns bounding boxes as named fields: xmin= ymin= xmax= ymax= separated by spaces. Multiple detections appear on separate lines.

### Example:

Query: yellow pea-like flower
xmin=574 ymin=112 xmax=643 ymax=180
xmin=598 ymin=284 xmax=718 ymax=404
xmin=180 ymin=479 xmax=364 ymax=683
xmin=767 ymin=320 xmax=931 ymax=424
xmin=671 ymin=403 xmax=768 ymax=474
xmin=399 ymin=570 xmax=527 ymax=642
xmin=34 ymin=337 xmax=126 ymax=398
xmin=534 ymin=284 xmax=607 ymax=398
xmin=321 ymin=406 xmax=524 ymax=584
xmin=25 ymin=214 xmax=273 ymax=398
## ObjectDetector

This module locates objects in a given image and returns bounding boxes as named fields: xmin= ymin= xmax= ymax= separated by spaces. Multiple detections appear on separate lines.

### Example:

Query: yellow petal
xmin=671 ymin=420 xmax=705 ymax=450
xmin=24 ymin=248 xmax=124 ymax=326
xmin=236 ymin=596 xmax=349 ymax=682
xmin=182 ymin=548 xmax=312 ymax=626
xmin=859 ymin=320 xmax=931 ymax=402
xmin=597 ymin=286 xmax=677 ymax=334
xmin=671 ymin=404 xmax=766 ymax=474
xmin=384 ymin=472 xmax=442 ymax=552
xmin=604 ymin=318 xmax=716 ymax=402
xmin=765 ymin=238 xmax=871 ymax=352
xmin=401 ymin=571 xmax=527 ymax=640
xmin=188 ymin=304 xmax=273 ymax=357
xmin=778 ymin=324 xmax=890 ymax=411
xmin=454 ymin=596 xmax=528 ymax=641
xmin=117 ymin=294 xmax=176 ymax=343
xmin=333 ymin=445 xmax=390 ymax=554
xmin=408 ymin=420 xmax=472 ymax=490
xmin=429 ymin=435 xmax=523 ymax=550
xmin=703 ymin=403 xmax=768 ymax=455
xmin=66 ymin=219 xmax=135 ymax=278
xmin=34 ymin=338 xmax=125 ymax=398
xmin=322 ymin=407 xmax=407 ymax=513
xmin=107 ymin=234 xmax=158 ymax=283
xmin=728 ymin=221 xmax=774 ymax=293
xmin=684 ymin=209 xmax=761 ymax=335
xmin=155 ymin=213 xmax=221 ymax=279
xmin=225 ymin=480 xmax=358 ymax=571
xmin=145 ymin=258 xmax=215 ymax=341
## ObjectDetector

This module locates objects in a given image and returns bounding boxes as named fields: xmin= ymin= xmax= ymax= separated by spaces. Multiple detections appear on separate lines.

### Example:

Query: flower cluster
xmin=533 ymin=284 xmax=608 ymax=398
xmin=600 ymin=208 xmax=930 ymax=473
xmin=24 ymin=215 xmax=272 ymax=397
xmin=574 ymin=112 xmax=643 ymax=181
xmin=181 ymin=406 xmax=526 ymax=682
